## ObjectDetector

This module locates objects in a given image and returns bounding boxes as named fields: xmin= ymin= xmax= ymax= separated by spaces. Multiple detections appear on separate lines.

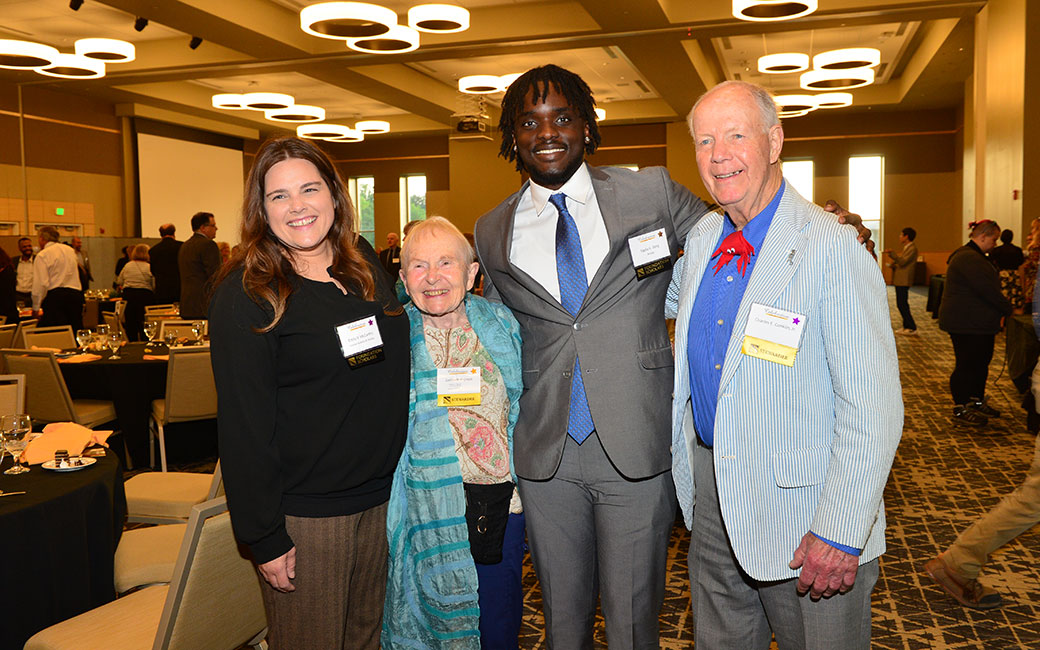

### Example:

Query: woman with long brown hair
xmin=209 ymin=136 xmax=409 ymax=649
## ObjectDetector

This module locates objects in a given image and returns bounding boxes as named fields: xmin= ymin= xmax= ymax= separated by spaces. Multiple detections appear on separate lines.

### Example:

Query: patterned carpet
xmin=150 ymin=288 xmax=1040 ymax=648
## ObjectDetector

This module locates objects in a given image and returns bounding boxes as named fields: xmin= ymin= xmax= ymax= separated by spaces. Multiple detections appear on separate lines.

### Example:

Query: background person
xmin=990 ymin=228 xmax=1025 ymax=311
xmin=378 ymin=231 xmax=401 ymax=280
xmin=210 ymin=136 xmax=408 ymax=650
xmin=383 ymin=217 xmax=524 ymax=649
xmin=70 ymin=236 xmax=92 ymax=290
xmin=149 ymin=223 xmax=182 ymax=304
xmin=938 ymin=220 xmax=1011 ymax=426
xmin=116 ymin=244 xmax=155 ymax=341
xmin=1020 ymin=218 xmax=1040 ymax=313
xmin=178 ymin=211 xmax=221 ymax=319
xmin=884 ymin=227 xmax=920 ymax=335
xmin=32 ymin=225 xmax=83 ymax=330
xmin=13 ymin=236 xmax=33 ymax=307
xmin=0 ymin=246 xmax=19 ymax=324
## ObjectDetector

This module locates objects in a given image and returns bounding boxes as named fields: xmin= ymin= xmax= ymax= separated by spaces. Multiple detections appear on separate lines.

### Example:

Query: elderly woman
xmin=939 ymin=219 xmax=1012 ymax=427
xmin=383 ymin=217 xmax=524 ymax=649
xmin=116 ymin=243 xmax=154 ymax=341
xmin=209 ymin=136 xmax=409 ymax=649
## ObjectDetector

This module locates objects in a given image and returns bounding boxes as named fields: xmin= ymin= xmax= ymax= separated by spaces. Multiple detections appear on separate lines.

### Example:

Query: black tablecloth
xmin=1006 ymin=314 xmax=1039 ymax=393
xmin=926 ymin=274 xmax=945 ymax=319
xmin=0 ymin=450 xmax=126 ymax=648
xmin=60 ymin=343 xmax=168 ymax=468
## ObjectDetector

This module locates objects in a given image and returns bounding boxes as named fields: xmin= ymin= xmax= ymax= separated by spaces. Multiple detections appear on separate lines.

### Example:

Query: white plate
xmin=41 ymin=457 xmax=97 ymax=472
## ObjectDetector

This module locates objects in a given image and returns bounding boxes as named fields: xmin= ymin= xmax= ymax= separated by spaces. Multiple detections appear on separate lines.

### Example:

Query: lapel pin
xmin=788 ymin=249 xmax=796 ymax=265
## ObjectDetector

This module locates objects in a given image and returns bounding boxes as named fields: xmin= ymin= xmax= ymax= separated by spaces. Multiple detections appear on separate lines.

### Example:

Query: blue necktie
xmin=550 ymin=193 xmax=595 ymax=444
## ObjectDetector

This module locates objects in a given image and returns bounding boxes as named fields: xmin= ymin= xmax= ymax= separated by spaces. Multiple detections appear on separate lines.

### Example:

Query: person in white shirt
xmin=116 ymin=244 xmax=155 ymax=341
xmin=33 ymin=226 xmax=83 ymax=330
xmin=13 ymin=237 xmax=34 ymax=307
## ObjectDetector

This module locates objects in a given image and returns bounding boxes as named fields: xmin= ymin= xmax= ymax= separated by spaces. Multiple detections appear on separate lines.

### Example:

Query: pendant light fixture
xmin=814 ymin=92 xmax=853 ymax=109
xmin=407 ymin=4 xmax=469 ymax=33
xmin=266 ymin=105 xmax=326 ymax=122
xmin=242 ymin=92 xmax=295 ymax=110
xmin=773 ymin=94 xmax=818 ymax=113
xmin=74 ymin=38 xmax=135 ymax=62
xmin=298 ymin=123 xmax=363 ymax=142
xmin=458 ymin=74 xmax=502 ymax=94
xmin=37 ymin=53 xmax=105 ymax=79
xmin=347 ymin=24 xmax=420 ymax=54
xmin=212 ymin=93 xmax=248 ymax=110
xmin=812 ymin=47 xmax=880 ymax=71
xmin=758 ymin=52 xmax=809 ymax=74
xmin=0 ymin=39 xmax=60 ymax=70
xmin=355 ymin=120 xmax=390 ymax=133
xmin=301 ymin=2 xmax=396 ymax=39
xmin=733 ymin=0 xmax=817 ymax=22
xmin=800 ymin=67 xmax=874 ymax=91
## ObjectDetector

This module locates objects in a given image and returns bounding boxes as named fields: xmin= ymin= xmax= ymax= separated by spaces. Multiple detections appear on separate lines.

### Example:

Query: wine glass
xmin=190 ymin=321 xmax=204 ymax=343
xmin=76 ymin=329 xmax=91 ymax=351
xmin=164 ymin=331 xmax=178 ymax=348
xmin=107 ymin=334 xmax=123 ymax=360
xmin=143 ymin=321 xmax=158 ymax=343
xmin=96 ymin=324 xmax=111 ymax=337
xmin=2 ymin=414 xmax=32 ymax=475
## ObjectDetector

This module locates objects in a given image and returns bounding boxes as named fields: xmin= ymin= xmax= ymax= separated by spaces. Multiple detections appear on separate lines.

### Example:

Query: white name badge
xmin=741 ymin=303 xmax=806 ymax=367
xmin=437 ymin=366 xmax=481 ymax=406
xmin=627 ymin=229 xmax=671 ymax=280
xmin=392 ymin=257 xmax=400 ymax=264
xmin=335 ymin=315 xmax=385 ymax=369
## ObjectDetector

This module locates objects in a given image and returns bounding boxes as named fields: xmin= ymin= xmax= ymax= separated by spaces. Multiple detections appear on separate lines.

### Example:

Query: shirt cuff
xmin=812 ymin=532 xmax=861 ymax=556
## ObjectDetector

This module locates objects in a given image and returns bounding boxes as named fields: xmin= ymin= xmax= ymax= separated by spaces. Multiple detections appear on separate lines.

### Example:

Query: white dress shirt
xmin=32 ymin=241 xmax=81 ymax=310
xmin=509 ymin=163 xmax=610 ymax=304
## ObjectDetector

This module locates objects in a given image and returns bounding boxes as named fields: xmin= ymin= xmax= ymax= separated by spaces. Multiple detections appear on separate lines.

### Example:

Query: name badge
xmin=627 ymin=229 xmax=671 ymax=280
xmin=741 ymin=303 xmax=805 ymax=367
xmin=335 ymin=315 xmax=385 ymax=369
xmin=392 ymin=257 xmax=400 ymax=263
xmin=437 ymin=367 xmax=481 ymax=406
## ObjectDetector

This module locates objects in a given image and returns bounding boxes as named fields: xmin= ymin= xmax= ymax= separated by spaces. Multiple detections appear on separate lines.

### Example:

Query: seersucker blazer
xmin=475 ymin=164 xmax=709 ymax=481
xmin=665 ymin=185 xmax=903 ymax=582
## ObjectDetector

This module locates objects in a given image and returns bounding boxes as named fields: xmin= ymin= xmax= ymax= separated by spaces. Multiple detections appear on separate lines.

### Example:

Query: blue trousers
xmin=475 ymin=512 xmax=525 ymax=650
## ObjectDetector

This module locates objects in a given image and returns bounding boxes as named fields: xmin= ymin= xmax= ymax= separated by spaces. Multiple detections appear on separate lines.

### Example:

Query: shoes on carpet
xmin=952 ymin=405 xmax=988 ymax=426
xmin=924 ymin=556 xmax=1003 ymax=610
xmin=967 ymin=397 xmax=1000 ymax=418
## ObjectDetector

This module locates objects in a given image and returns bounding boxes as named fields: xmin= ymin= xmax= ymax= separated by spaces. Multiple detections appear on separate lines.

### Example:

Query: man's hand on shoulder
xmin=789 ymin=531 xmax=859 ymax=600
xmin=824 ymin=200 xmax=876 ymax=258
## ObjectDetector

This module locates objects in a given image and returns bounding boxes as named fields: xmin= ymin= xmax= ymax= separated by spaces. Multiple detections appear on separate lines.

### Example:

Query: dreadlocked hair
xmin=498 ymin=64 xmax=602 ymax=171
xmin=214 ymin=136 xmax=395 ymax=333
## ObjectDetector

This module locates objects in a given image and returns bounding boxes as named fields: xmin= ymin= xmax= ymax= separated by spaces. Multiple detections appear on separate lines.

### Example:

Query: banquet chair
xmin=0 ymin=374 xmax=26 ymax=415
xmin=0 ymin=349 xmax=116 ymax=429
xmin=149 ymin=347 xmax=216 ymax=471
xmin=24 ymin=325 xmax=76 ymax=350
xmin=82 ymin=298 xmax=99 ymax=329
xmin=12 ymin=318 xmax=37 ymax=348
xmin=102 ymin=310 xmax=121 ymax=335
xmin=145 ymin=304 xmax=177 ymax=314
xmin=125 ymin=460 xmax=223 ymax=525
xmin=113 ymin=522 xmax=187 ymax=595
xmin=0 ymin=315 xmax=5 ymax=324
xmin=157 ymin=319 xmax=208 ymax=342
xmin=0 ymin=323 xmax=17 ymax=351
xmin=25 ymin=496 xmax=269 ymax=650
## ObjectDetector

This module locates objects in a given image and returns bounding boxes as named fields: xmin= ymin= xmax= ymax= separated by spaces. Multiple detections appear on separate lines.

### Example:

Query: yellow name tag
xmin=436 ymin=367 xmax=481 ymax=407
xmin=742 ymin=335 xmax=797 ymax=367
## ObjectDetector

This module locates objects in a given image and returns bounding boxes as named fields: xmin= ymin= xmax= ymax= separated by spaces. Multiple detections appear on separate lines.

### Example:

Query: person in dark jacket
xmin=148 ymin=223 xmax=183 ymax=304
xmin=990 ymin=229 xmax=1025 ymax=311
xmin=0 ymin=246 xmax=20 ymax=324
xmin=938 ymin=219 xmax=1012 ymax=426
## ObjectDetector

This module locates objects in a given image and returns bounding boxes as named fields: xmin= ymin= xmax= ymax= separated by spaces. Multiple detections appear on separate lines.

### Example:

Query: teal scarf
xmin=382 ymin=294 xmax=522 ymax=649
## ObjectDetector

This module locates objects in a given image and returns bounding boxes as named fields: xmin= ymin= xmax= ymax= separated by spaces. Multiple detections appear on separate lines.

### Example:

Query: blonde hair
xmin=129 ymin=243 xmax=150 ymax=262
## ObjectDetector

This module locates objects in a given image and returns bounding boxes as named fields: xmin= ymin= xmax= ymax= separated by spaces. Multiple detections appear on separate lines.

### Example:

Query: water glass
xmin=107 ymin=334 xmax=123 ymax=360
xmin=143 ymin=321 xmax=158 ymax=342
xmin=2 ymin=414 xmax=31 ymax=475
xmin=76 ymin=329 xmax=91 ymax=351
xmin=191 ymin=321 xmax=204 ymax=342
xmin=96 ymin=324 xmax=111 ymax=337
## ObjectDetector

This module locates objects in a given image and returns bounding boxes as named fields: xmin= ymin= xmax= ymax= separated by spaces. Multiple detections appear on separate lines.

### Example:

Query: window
xmin=848 ymin=156 xmax=884 ymax=250
xmin=781 ymin=159 xmax=813 ymax=203
xmin=399 ymin=175 xmax=426 ymax=232
xmin=348 ymin=176 xmax=375 ymax=246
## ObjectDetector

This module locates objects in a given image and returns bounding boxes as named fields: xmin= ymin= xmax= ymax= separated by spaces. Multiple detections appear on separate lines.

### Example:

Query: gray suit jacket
xmin=474 ymin=165 xmax=708 ymax=480
xmin=178 ymin=233 xmax=221 ymax=319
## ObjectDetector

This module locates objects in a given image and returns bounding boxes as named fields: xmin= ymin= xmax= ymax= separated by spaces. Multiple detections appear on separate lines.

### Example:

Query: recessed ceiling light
xmin=813 ymin=47 xmax=881 ymax=70
xmin=242 ymin=92 xmax=295 ymax=110
xmin=458 ymin=74 xmax=502 ymax=94
xmin=347 ymin=24 xmax=420 ymax=54
xmin=814 ymin=92 xmax=853 ymax=108
xmin=266 ymin=105 xmax=326 ymax=122
xmin=37 ymin=53 xmax=105 ymax=79
xmin=758 ymin=52 xmax=809 ymax=74
xmin=800 ymin=67 xmax=874 ymax=91
xmin=407 ymin=4 xmax=469 ymax=33
xmin=355 ymin=120 xmax=390 ymax=133
xmin=0 ymin=39 xmax=60 ymax=70
xmin=74 ymin=38 xmax=135 ymax=63
xmin=732 ymin=0 xmax=817 ymax=22
xmin=301 ymin=2 xmax=396 ymax=39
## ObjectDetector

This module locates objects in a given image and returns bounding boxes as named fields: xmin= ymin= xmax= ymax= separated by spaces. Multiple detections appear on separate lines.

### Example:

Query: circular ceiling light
xmin=355 ymin=119 xmax=390 ymax=133
xmin=813 ymin=47 xmax=880 ymax=70
xmin=212 ymin=93 xmax=247 ymax=110
xmin=74 ymin=38 xmax=135 ymax=62
xmin=327 ymin=128 xmax=365 ymax=142
xmin=301 ymin=2 xmax=396 ymax=39
xmin=778 ymin=108 xmax=810 ymax=119
xmin=37 ymin=53 xmax=105 ymax=79
xmin=407 ymin=4 xmax=469 ymax=33
xmin=733 ymin=0 xmax=817 ymax=22
xmin=0 ymin=39 xmax=60 ymax=70
xmin=266 ymin=104 xmax=326 ymax=122
xmin=814 ymin=92 xmax=853 ymax=109
xmin=594 ymin=107 xmax=606 ymax=121
xmin=298 ymin=123 xmax=358 ymax=140
xmin=758 ymin=52 xmax=809 ymax=74
xmin=242 ymin=92 xmax=295 ymax=110
xmin=458 ymin=74 xmax=502 ymax=94
xmin=347 ymin=24 xmax=420 ymax=54
xmin=800 ymin=67 xmax=874 ymax=91
xmin=498 ymin=72 xmax=522 ymax=89
xmin=773 ymin=94 xmax=817 ymax=113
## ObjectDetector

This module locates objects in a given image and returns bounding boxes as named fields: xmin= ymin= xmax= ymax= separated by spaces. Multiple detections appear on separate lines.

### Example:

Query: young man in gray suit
xmin=474 ymin=65 xmax=710 ymax=648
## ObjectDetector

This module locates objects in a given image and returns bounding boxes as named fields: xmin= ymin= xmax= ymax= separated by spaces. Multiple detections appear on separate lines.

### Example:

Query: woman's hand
xmin=258 ymin=547 xmax=297 ymax=592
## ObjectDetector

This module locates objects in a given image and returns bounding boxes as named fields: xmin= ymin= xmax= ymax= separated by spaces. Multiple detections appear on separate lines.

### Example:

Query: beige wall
xmin=448 ymin=137 xmax=523 ymax=235
xmin=0 ymin=164 xmax=121 ymax=237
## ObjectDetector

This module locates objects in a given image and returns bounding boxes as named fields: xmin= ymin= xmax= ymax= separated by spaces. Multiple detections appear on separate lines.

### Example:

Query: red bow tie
xmin=710 ymin=231 xmax=755 ymax=277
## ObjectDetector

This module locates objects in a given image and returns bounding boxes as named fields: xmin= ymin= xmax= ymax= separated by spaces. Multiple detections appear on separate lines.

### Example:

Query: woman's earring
xmin=585 ymin=136 xmax=590 ymax=144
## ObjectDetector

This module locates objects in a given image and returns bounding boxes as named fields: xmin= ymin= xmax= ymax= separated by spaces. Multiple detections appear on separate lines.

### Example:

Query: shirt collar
xmin=720 ymin=179 xmax=785 ymax=251
xmin=530 ymin=162 xmax=593 ymax=217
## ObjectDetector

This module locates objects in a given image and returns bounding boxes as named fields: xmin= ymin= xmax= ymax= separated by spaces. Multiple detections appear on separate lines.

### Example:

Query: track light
xmin=69 ymin=0 xmax=84 ymax=10
xmin=189 ymin=36 xmax=203 ymax=50
xmin=134 ymin=17 xmax=148 ymax=32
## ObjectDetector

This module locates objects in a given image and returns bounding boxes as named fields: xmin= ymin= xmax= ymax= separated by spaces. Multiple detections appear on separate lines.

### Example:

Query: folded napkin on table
xmin=30 ymin=345 xmax=63 ymax=353
xmin=56 ymin=353 xmax=103 ymax=364
xmin=23 ymin=422 xmax=113 ymax=465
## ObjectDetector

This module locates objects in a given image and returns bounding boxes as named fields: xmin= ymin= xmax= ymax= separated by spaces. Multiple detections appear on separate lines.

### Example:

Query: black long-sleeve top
xmin=209 ymin=240 xmax=409 ymax=564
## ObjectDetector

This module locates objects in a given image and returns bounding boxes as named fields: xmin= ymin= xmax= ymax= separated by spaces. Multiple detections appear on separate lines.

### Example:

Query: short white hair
xmin=687 ymin=80 xmax=780 ymax=138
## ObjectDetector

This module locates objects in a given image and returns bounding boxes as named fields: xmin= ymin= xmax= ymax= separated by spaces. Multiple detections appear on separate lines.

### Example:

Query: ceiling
xmin=0 ymin=0 xmax=985 ymax=141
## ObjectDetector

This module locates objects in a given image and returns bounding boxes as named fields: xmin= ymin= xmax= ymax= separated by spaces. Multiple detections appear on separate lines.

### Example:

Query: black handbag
xmin=462 ymin=481 xmax=514 ymax=564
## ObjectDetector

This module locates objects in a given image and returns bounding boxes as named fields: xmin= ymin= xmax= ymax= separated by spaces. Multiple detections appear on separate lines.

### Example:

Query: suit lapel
xmin=583 ymin=168 xmax=621 ymax=310
xmin=718 ymin=188 xmax=810 ymax=394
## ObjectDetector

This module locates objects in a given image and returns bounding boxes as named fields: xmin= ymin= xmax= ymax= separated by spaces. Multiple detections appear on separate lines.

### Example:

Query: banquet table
xmin=59 ymin=343 xmax=168 ymax=468
xmin=0 ymin=449 xmax=126 ymax=649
